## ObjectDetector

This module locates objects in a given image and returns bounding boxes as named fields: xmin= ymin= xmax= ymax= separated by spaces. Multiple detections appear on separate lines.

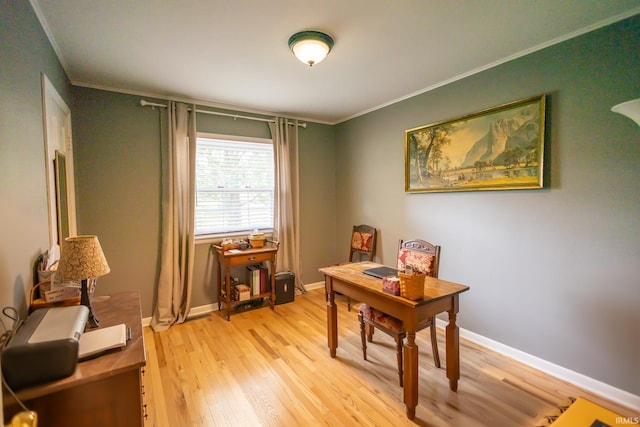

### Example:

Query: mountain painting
xmin=405 ymin=95 xmax=545 ymax=193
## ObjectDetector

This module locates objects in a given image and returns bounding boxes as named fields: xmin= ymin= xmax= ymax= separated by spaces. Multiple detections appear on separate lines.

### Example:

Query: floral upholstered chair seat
xmin=358 ymin=304 xmax=402 ymax=333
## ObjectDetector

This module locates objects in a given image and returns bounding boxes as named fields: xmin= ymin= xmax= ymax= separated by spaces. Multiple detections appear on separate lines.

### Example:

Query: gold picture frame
xmin=405 ymin=94 xmax=546 ymax=193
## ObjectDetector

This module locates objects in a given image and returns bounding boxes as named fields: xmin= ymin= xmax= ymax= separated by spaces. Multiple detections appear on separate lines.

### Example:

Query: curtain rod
xmin=140 ymin=99 xmax=307 ymax=128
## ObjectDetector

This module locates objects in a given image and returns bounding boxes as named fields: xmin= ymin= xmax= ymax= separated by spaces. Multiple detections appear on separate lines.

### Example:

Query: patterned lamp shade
xmin=56 ymin=235 xmax=110 ymax=281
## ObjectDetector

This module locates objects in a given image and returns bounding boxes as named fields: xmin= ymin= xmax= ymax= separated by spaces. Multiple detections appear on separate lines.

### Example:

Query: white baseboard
xmin=434 ymin=318 xmax=640 ymax=411
xmin=143 ymin=283 xmax=639 ymax=411
xmin=141 ymin=303 xmax=218 ymax=327
xmin=141 ymin=283 xmax=327 ymax=326
xmin=304 ymin=281 xmax=325 ymax=290
xmin=188 ymin=303 xmax=218 ymax=318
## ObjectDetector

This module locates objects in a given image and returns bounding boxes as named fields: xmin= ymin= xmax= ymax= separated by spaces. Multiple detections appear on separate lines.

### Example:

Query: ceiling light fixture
xmin=288 ymin=30 xmax=334 ymax=67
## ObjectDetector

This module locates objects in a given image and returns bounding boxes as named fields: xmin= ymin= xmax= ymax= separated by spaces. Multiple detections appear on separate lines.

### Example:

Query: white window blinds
xmin=195 ymin=135 xmax=274 ymax=236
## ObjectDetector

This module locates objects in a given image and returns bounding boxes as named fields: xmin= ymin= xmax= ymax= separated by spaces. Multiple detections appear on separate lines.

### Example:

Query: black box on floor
xmin=274 ymin=272 xmax=295 ymax=305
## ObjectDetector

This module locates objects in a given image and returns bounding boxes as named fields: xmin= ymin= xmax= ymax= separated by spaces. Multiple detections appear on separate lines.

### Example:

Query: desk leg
xmin=224 ymin=266 xmax=232 ymax=321
xmin=269 ymin=256 xmax=277 ymax=310
xmin=326 ymin=277 xmax=338 ymax=358
xmin=216 ymin=260 xmax=222 ymax=311
xmin=403 ymin=331 xmax=418 ymax=420
xmin=446 ymin=309 xmax=460 ymax=391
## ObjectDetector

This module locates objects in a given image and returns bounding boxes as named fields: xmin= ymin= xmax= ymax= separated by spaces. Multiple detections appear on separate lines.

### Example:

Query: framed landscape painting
xmin=405 ymin=94 xmax=546 ymax=193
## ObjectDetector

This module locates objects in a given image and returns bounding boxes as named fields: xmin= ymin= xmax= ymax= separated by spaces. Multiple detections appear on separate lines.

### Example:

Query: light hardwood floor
xmin=143 ymin=288 xmax=633 ymax=426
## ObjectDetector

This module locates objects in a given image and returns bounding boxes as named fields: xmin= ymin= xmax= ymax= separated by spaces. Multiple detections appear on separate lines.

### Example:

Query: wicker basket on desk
xmin=398 ymin=272 xmax=425 ymax=300
xmin=249 ymin=232 xmax=266 ymax=248
xmin=29 ymin=280 xmax=81 ymax=312
xmin=249 ymin=238 xmax=265 ymax=248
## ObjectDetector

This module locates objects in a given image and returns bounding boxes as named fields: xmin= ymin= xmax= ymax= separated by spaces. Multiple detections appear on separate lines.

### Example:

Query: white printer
xmin=2 ymin=305 xmax=88 ymax=390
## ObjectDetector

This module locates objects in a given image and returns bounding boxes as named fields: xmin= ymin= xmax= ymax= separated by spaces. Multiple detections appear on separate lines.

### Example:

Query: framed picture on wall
xmin=404 ymin=94 xmax=546 ymax=193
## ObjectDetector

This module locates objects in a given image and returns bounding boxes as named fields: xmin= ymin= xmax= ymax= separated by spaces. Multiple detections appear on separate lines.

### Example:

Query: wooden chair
xmin=357 ymin=239 xmax=441 ymax=387
xmin=345 ymin=225 xmax=377 ymax=311
xmin=349 ymin=224 xmax=377 ymax=263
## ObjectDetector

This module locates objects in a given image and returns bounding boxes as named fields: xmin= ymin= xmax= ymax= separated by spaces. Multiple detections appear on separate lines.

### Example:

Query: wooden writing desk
xmin=319 ymin=261 xmax=469 ymax=420
xmin=3 ymin=291 xmax=146 ymax=426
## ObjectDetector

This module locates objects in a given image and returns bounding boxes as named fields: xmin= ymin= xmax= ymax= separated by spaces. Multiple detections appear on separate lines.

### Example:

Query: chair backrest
xmin=396 ymin=239 xmax=440 ymax=278
xmin=349 ymin=224 xmax=377 ymax=262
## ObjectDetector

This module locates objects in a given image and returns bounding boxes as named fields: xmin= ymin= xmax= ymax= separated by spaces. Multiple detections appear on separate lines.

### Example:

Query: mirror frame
xmin=54 ymin=151 xmax=70 ymax=244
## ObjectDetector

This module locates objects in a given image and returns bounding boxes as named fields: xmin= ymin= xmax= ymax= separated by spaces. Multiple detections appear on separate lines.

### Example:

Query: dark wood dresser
xmin=3 ymin=291 xmax=147 ymax=426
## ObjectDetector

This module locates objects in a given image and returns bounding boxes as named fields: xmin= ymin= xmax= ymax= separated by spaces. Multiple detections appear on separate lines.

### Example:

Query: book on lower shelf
xmin=247 ymin=265 xmax=259 ymax=295
xmin=247 ymin=265 xmax=269 ymax=295
xmin=259 ymin=265 xmax=268 ymax=294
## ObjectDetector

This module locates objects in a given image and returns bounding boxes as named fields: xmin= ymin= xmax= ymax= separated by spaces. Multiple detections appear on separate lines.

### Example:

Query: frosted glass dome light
xmin=288 ymin=31 xmax=334 ymax=67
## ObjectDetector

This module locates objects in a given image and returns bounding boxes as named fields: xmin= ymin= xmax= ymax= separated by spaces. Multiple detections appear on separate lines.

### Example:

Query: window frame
xmin=194 ymin=132 xmax=275 ymax=242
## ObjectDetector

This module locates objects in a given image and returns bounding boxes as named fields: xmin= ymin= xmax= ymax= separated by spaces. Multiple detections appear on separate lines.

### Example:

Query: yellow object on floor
xmin=551 ymin=397 xmax=625 ymax=427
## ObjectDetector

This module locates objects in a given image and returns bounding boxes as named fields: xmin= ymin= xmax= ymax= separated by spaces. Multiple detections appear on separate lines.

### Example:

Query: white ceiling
xmin=31 ymin=0 xmax=640 ymax=124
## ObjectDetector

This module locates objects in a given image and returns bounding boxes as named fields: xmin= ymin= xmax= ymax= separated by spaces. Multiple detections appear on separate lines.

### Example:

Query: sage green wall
xmin=0 ymin=1 xmax=72 ymax=312
xmin=334 ymin=16 xmax=640 ymax=395
xmin=297 ymin=122 xmax=337 ymax=283
xmin=71 ymin=89 xmax=336 ymax=315
xmin=72 ymin=89 xmax=162 ymax=318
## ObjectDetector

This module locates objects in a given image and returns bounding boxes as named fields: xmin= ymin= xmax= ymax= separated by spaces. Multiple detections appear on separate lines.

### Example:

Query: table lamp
xmin=56 ymin=235 xmax=110 ymax=328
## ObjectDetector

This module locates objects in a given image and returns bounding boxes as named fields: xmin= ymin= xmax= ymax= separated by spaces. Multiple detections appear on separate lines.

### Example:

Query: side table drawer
xmin=228 ymin=252 xmax=272 ymax=265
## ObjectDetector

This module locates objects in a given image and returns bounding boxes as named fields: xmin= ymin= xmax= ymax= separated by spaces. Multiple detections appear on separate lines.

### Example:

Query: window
xmin=195 ymin=133 xmax=274 ymax=236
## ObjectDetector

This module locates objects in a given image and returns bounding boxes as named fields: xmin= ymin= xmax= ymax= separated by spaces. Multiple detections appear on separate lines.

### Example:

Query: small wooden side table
xmin=212 ymin=241 xmax=279 ymax=320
